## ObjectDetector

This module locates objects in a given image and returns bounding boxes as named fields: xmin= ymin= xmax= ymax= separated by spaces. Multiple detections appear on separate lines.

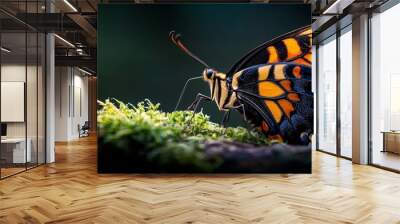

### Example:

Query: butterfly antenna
xmin=169 ymin=31 xmax=210 ymax=68
xmin=174 ymin=76 xmax=203 ymax=111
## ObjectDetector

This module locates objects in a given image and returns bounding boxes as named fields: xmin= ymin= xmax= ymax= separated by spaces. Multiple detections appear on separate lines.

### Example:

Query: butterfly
xmin=170 ymin=26 xmax=313 ymax=145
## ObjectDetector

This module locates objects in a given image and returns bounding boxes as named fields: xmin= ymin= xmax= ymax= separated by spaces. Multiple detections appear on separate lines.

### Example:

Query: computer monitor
xmin=1 ymin=123 xmax=7 ymax=137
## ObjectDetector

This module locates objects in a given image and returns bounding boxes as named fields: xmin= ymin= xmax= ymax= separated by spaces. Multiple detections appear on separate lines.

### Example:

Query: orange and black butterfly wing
xmin=227 ymin=26 xmax=312 ymax=76
xmin=233 ymin=63 xmax=312 ymax=145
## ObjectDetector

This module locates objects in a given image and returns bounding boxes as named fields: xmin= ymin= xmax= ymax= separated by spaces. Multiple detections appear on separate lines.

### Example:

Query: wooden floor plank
xmin=0 ymin=135 xmax=400 ymax=223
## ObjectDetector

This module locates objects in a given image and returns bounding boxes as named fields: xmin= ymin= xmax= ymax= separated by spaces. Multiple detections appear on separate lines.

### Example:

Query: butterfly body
xmin=171 ymin=26 xmax=313 ymax=145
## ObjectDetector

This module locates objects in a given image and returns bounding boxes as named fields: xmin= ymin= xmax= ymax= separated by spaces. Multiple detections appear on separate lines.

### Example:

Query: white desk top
xmin=1 ymin=138 xmax=28 ymax=143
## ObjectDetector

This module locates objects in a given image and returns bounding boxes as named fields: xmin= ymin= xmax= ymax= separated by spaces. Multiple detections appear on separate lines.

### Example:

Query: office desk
xmin=1 ymin=138 xmax=31 ymax=163
xmin=381 ymin=131 xmax=400 ymax=154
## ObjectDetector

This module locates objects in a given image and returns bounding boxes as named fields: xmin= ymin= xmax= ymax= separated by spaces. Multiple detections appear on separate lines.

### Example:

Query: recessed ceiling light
xmin=78 ymin=67 xmax=93 ymax=76
xmin=1 ymin=47 xmax=11 ymax=53
xmin=322 ymin=0 xmax=342 ymax=15
xmin=63 ymin=0 xmax=78 ymax=12
xmin=54 ymin=34 xmax=75 ymax=48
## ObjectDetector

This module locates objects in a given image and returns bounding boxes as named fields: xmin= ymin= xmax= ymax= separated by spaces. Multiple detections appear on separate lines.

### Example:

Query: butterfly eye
xmin=204 ymin=69 xmax=214 ymax=79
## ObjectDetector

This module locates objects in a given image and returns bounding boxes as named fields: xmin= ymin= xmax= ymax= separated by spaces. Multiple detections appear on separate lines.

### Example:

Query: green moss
xmin=98 ymin=99 xmax=270 ymax=172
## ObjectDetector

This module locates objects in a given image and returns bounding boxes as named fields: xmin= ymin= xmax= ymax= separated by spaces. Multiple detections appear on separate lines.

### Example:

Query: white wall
xmin=55 ymin=66 xmax=69 ymax=141
xmin=1 ymin=65 xmax=40 ymax=137
xmin=1 ymin=65 xmax=27 ymax=140
xmin=55 ymin=67 xmax=89 ymax=141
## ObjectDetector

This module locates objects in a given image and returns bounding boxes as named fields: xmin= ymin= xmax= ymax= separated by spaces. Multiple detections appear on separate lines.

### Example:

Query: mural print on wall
xmin=98 ymin=4 xmax=312 ymax=173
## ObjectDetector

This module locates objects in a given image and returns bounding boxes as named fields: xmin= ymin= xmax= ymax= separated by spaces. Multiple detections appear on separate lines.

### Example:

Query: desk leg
xmin=381 ymin=133 xmax=386 ymax=153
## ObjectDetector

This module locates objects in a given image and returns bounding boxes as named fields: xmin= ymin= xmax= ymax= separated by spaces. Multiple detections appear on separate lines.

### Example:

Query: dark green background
xmin=98 ymin=4 xmax=310 ymax=125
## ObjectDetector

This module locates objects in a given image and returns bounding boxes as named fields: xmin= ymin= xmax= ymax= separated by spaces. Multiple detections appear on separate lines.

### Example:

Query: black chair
xmin=79 ymin=121 xmax=90 ymax=138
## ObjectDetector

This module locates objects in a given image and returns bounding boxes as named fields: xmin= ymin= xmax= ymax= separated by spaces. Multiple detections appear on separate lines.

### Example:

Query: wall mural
xmin=98 ymin=4 xmax=312 ymax=173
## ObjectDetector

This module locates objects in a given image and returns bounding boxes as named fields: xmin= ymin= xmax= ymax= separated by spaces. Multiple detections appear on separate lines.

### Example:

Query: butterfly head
xmin=203 ymin=68 xmax=216 ymax=81
xmin=169 ymin=31 xmax=230 ymax=110
xmin=203 ymin=68 xmax=227 ymax=81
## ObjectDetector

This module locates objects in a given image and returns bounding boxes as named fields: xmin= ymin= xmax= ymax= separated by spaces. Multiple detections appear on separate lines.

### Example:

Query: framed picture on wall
xmin=97 ymin=4 xmax=313 ymax=173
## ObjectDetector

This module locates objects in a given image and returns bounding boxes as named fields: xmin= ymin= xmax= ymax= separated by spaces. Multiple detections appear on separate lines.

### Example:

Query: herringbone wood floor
xmin=1 ymin=136 xmax=400 ymax=224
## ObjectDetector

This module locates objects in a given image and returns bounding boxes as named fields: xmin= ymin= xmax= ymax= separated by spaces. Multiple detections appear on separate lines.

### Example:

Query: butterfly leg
xmin=232 ymin=104 xmax=247 ymax=122
xmin=232 ymin=104 xmax=256 ymax=131
xmin=186 ymin=93 xmax=212 ymax=128
xmin=219 ymin=110 xmax=231 ymax=135
xmin=187 ymin=93 xmax=211 ymax=111
xmin=220 ymin=110 xmax=231 ymax=127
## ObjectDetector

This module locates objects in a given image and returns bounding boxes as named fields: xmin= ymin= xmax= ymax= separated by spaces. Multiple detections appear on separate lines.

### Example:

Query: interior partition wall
xmin=316 ymin=24 xmax=353 ymax=159
xmin=0 ymin=2 xmax=46 ymax=179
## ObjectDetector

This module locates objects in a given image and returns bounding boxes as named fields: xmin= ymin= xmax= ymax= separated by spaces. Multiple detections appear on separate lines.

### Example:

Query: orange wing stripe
xmin=267 ymin=46 xmax=279 ymax=63
xmin=265 ymin=100 xmax=282 ymax=123
xmin=304 ymin=53 xmax=312 ymax=63
xmin=288 ymin=93 xmax=300 ymax=102
xmin=278 ymin=99 xmax=294 ymax=118
xmin=258 ymin=81 xmax=285 ymax=98
xmin=261 ymin=121 xmax=269 ymax=133
xmin=258 ymin=65 xmax=271 ymax=81
xmin=300 ymin=28 xmax=312 ymax=36
xmin=293 ymin=58 xmax=311 ymax=66
xmin=280 ymin=80 xmax=292 ymax=91
xmin=269 ymin=134 xmax=283 ymax=142
xmin=283 ymin=38 xmax=302 ymax=60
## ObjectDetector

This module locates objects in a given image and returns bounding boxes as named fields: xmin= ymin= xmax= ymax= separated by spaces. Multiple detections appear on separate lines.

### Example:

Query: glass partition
xmin=0 ymin=30 xmax=28 ymax=177
xmin=317 ymin=35 xmax=337 ymax=154
xmin=27 ymin=30 xmax=38 ymax=169
xmin=38 ymin=32 xmax=45 ymax=165
xmin=0 ymin=2 xmax=46 ymax=179
xmin=37 ymin=0 xmax=46 ymax=166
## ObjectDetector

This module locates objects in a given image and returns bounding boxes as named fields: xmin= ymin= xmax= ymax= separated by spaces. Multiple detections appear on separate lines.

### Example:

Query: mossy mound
xmin=98 ymin=99 xmax=309 ymax=173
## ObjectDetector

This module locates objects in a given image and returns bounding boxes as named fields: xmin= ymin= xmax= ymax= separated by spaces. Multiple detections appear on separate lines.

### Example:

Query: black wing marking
xmin=236 ymin=92 xmax=278 ymax=133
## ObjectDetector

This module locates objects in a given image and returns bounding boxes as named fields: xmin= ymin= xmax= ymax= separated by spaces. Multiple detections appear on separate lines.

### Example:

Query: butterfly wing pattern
xmin=228 ymin=26 xmax=312 ymax=76
xmin=229 ymin=26 xmax=313 ymax=145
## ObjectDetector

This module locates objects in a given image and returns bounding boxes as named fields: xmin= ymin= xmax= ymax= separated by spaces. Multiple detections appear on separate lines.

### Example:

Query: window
xmin=370 ymin=3 xmax=400 ymax=171
xmin=316 ymin=24 xmax=353 ymax=158
xmin=317 ymin=35 xmax=337 ymax=154
xmin=339 ymin=26 xmax=352 ymax=158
